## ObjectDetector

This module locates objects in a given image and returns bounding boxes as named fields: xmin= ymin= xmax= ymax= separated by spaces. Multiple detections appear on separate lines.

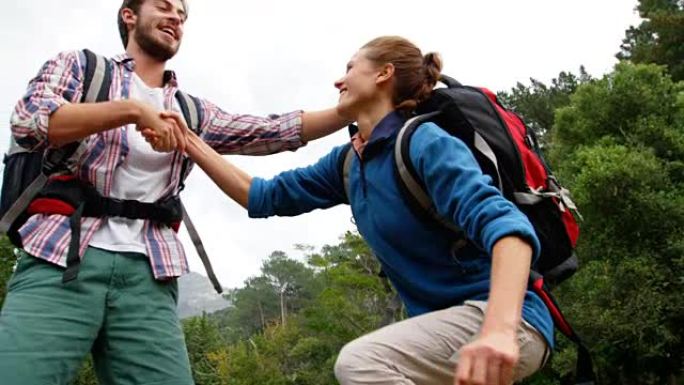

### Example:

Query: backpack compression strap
xmin=530 ymin=271 xmax=596 ymax=385
xmin=0 ymin=49 xmax=111 ymax=235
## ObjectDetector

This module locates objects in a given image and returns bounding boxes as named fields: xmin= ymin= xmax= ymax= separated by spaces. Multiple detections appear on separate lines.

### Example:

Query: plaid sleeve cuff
xmin=279 ymin=109 xmax=304 ymax=143
xmin=36 ymin=98 xmax=69 ymax=149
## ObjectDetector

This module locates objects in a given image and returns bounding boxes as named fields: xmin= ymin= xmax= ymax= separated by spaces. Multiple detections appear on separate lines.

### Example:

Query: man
xmin=0 ymin=1 xmax=346 ymax=384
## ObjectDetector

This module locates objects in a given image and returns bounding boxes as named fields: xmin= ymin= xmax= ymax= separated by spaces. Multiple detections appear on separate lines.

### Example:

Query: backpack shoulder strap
xmin=44 ymin=49 xmax=112 ymax=171
xmin=393 ymin=111 xmax=466 ymax=238
xmin=81 ymin=49 xmax=112 ymax=103
xmin=176 ymin=90 xmax=204 ymax=184
xmin=175 ymin=90 xmax=203 ymax=134
xmin=338 ymin=143 xmax=354 ymax=204
xmin=0 ymin=50 xmax=112 ymax=234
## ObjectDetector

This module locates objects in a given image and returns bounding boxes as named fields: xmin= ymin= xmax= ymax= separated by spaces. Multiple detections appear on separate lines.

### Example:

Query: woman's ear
xmin=376 ymin=63 xmax=395 ymax=85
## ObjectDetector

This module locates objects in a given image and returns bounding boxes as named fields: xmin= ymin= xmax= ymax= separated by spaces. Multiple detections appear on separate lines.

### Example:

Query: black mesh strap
xmin=37 ymin=178 xmax=183 ymax=225
xmin=85 ymin=196 xmax=183 ymax=225
xmin=575 ymin=344 xmax=596 ymax=385
xmin=181 ymin=203 xmax=223 ymax=294
xmin=62 ymin=202 xmax=85 ymax=283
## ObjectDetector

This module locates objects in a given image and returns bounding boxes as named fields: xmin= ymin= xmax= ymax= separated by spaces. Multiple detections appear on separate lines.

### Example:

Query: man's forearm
xmin=48 ymin=100 xmax=141 ymax=146
xmin=300 ymin=108 xmax=350 ymax=142
xmin=480 ymin=236 xmax=532 ymax=336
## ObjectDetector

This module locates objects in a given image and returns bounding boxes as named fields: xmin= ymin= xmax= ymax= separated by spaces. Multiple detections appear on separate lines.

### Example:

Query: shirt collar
xmin=347 ymin=110 xmax=406 ymax=158
xmin=113 ymin=52 xmax=178 ymax=87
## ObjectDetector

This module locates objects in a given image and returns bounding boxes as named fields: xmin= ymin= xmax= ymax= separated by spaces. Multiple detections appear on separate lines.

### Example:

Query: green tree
xmin=221 ymin=275 xmax=280 ymax=340
xmin=217 ymin=328 xmax=289 ymax=385
xmin=202 ymin=232 xmax=402 ymax=385
xmin=0 ymin=236 xmax=17 ymax=308
xmin=549 ymin=62 xmax=684 ymax=384
xmin=551 ymin=62 xmax=684 ymax=171
xmin=70 ymin=357 xmax=98 ymax=385
xmin=218 ymin=251 xmax=319 ymax=342
xmin=261 ymin=250 xmax=319 ymax=319
xmin=618 ymin=0 xmax=684 ymax=81
xmin=497 ymin=68 xmax=592 ymax=146
xmin=304 ymin=232 xmax=403 ymax=342
xmin=183 ymin=315 xmax=228 ymax=385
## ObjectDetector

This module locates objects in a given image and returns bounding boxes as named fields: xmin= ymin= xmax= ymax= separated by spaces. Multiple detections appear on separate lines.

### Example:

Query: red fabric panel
xmin=480 ymin=88 xmax=548 ymax=190
xmin=562 ymin=208 xmax=580 ymax=246
xmin=481 ymin=87 xmax=580 ymax=246
xmin=533 ymin=277 xmax=574 ymax=337
xmin=27 ymin=198 xmax=76 ymax=216
xmin=171 ymin=221 xmax=181 ymax=232
xmin=50 ymin=175 xmax=77 ymax=182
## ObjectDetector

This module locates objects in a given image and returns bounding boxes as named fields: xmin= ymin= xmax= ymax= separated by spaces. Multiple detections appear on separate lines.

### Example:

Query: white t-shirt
xmin=90 ymin=74 xmax=176 ymax=254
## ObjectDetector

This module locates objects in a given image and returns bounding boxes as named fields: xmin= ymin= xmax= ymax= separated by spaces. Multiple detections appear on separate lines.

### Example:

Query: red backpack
xmin=341 ymin=75 xmax=594 ymax=384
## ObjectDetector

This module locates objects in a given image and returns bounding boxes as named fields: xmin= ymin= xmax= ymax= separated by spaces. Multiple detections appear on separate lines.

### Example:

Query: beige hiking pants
xmin=334 ymin=300 xmax=549 ymax=385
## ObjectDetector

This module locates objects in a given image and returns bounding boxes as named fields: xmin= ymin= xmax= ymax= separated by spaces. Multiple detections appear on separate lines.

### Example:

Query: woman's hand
xmin=139 ymin=110 xmax=188 ymax=152
xmin=149 ymin=113 xmax=252 ymax=208
xmin=454 ymin=330 xmax=519 ymax=385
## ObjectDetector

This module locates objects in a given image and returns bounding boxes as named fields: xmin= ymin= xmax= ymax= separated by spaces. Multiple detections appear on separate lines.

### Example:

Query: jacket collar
xmin=348 ymin=110 xmax=406 ymax=146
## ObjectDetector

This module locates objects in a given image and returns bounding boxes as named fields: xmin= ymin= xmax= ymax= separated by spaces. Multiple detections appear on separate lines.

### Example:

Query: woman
xmin=158 ymin=36 xmax=553 ymax=385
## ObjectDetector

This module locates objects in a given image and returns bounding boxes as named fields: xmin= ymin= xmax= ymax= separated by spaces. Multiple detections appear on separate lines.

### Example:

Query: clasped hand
xmin=136 ymin=102 xmax=189 ymax=152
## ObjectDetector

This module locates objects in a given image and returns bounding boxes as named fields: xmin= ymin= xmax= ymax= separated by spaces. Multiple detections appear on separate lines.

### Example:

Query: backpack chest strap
xmin=27 ymin=176 xmax=182 ymax=225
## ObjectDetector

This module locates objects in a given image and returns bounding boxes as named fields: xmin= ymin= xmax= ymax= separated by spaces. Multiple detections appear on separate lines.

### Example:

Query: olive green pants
xmin=0 ymin=247 xmax=193 ymax=385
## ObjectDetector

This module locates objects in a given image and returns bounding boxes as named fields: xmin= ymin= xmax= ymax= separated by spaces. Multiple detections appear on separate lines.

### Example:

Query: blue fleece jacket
xmin=248 ymin=111 xmax=554 ymax=347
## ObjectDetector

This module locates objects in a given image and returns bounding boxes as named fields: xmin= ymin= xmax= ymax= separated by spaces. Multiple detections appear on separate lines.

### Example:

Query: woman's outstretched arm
xmin=185 ymin=128 xmax=252 ymax=208
xmin=158 ymin=111 xmax=348 ymax=216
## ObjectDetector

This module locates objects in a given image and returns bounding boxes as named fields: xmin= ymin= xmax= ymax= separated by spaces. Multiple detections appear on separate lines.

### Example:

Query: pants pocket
xmin=514 ymin=321 xmax=550 ymax=380
xmin=7 ymin=250 xmax=60 ymax=292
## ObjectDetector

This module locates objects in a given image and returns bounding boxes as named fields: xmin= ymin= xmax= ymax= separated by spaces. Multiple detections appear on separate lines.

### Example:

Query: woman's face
xmin=334 ymin=49 xmax=384 ymax=120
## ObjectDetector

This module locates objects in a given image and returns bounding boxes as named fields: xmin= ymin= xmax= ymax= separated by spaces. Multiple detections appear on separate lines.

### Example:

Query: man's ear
xmin=376 ymin=63 xmax=395 ymax=85
xmin=121 ymin=7 xmax=137 ymax=31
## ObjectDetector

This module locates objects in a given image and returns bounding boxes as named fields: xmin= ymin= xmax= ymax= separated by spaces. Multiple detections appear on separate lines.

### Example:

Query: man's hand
xmin=135 ymin=102 xmax=187 ymax=152
xmin=454 ymin=331 xmax=519 ymax=385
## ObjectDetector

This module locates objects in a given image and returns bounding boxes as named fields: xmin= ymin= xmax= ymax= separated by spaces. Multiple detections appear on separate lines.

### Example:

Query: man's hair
xmin=117 ymin=0 xmax=188 ymax=48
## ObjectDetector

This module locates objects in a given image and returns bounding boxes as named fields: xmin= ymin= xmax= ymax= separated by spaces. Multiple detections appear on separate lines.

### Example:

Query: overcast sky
xmin=0 ymin=0 xmax=640 ymax=289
